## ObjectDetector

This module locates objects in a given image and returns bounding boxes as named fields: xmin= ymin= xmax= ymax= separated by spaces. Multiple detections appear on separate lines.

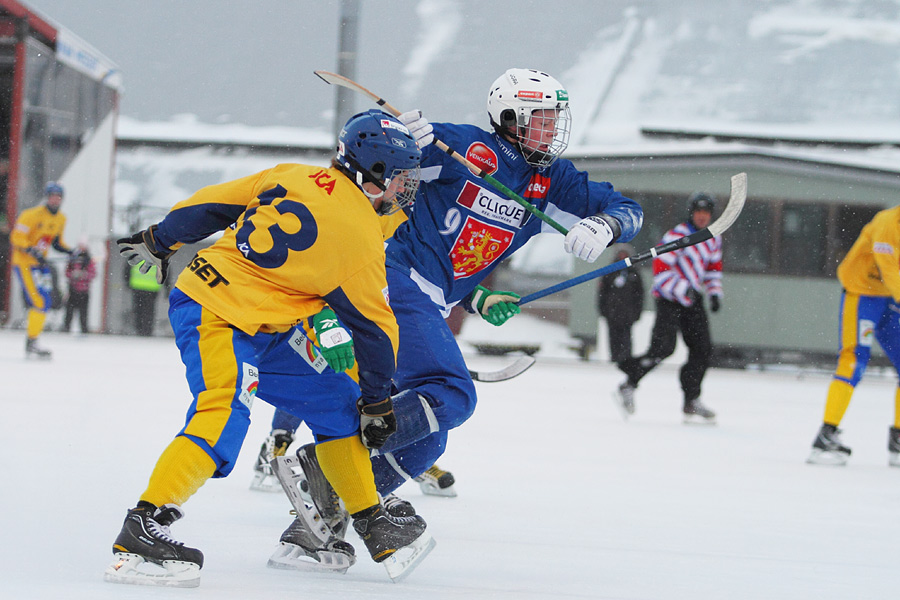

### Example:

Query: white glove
xmin=564 ymin=215 xmax=614 ymax=263
xmin=397 ymin=109 xmax=434 ymax=148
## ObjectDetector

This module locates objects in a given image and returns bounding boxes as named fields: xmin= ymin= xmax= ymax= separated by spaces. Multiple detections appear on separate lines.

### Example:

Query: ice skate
xmin=888 ymin=426 xmax=900 ymax=467
xmin=271 ymin=445 xmax=349 ymax=541
xmin=250 ymin=429 xmax=294 ymax=492
xmin=25 ymin=337 xmax=51 ymax=360
xmin=352 ymin=504 xmax=435 ymax=582
xmin=104 ymin=503 xmax=203 ymax=588
xmin=613 ymin=381 xmax=635 ymax=418
xmin=415 ymin=464 xmax=457 ymax=497
xmin=267 ymin=515 xmax=356 ymax=573
xmin=807 ymin=423 xmax=851 ymax=465
xmin=683 ymin=398 xmax=716 ymax=425
xmin=383 ymin=493 xmax=417 ymax=518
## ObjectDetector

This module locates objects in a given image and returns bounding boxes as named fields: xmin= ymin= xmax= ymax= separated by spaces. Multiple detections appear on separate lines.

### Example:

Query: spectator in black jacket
xmin=598 ymin=244 xmax=644 ymax=368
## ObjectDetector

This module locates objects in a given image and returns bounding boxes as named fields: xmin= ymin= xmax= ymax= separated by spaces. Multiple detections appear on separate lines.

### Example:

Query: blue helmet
xmin=337 ymin=109 xmax=422 ymax=215
xmin=45 ymin=181 xmax=64 ymax=197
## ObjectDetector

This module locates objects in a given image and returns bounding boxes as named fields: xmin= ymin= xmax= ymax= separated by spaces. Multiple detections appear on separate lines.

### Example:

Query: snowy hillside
xmin=22 ymin=0 xmax=900 ymax=142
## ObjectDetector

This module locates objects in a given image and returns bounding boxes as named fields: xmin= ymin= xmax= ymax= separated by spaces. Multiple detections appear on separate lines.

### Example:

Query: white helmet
xmin=486 ymin=68 xmax=571 ymax=167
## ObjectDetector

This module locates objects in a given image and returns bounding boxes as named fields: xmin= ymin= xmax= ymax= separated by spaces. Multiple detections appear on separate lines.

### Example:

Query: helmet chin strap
xmin=355 ymin=171 xmax=385 ymax=201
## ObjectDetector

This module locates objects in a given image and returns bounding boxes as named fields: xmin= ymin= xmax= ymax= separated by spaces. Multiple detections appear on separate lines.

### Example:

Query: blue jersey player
xmin=369 ymin=68 xmax=643 ymax=492
xmin=286 ymin=69 xmax=643 ymax=532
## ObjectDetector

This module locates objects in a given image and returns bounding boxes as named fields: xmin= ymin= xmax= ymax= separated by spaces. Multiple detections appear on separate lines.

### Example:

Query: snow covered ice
xmin=0 ymin=319 xmax=897 ymax=599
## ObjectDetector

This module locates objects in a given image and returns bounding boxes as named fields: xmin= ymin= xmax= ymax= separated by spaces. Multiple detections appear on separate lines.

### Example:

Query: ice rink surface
xmin=1 ymin=326 xmax=897 ymax=599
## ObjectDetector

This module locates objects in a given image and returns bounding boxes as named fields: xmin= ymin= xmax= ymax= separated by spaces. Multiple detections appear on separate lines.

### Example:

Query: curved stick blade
xmin=708 ymin=172 xmax=747 ymax=237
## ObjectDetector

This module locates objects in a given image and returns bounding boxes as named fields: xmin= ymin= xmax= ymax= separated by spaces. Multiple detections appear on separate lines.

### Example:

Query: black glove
xmin=710 ymin=296 xmax=721 ymax=313
xmin=26 ymin=247 xmax=47 ymax=266
xmin=357 ymin=397 xmax=397 ymax=449
xmin=117 ymin=224 xmax=172 ymax=284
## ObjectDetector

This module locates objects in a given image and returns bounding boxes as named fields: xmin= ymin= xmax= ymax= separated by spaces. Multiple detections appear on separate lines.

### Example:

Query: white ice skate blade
xmin=103 ymin=552 xmax=200 ymax=588
xmin=806 ymin=448 xmax=849 ymax=466
xmin=382 ymin=530 xmax=436 ymax=582
xmin=266 ymin=542 xmax=354 ymax=573
xmin=418 ymin=481 xmax=457 ymax=497
xmin=683 ymin=414 xmax=716 ymax=426
xmin=249 ymin=470 xmax=282 ymax=492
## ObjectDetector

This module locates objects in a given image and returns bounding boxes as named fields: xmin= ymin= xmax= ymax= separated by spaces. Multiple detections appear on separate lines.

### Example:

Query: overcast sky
xmin=23 ymin=0 xmax=347 ymax=127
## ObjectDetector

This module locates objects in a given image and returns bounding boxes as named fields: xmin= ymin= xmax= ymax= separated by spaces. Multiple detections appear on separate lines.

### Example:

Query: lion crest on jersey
xmin=450 ymin=216 xmax=513 ymax=279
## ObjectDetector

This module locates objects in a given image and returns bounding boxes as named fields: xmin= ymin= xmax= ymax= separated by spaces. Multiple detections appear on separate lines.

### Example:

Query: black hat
xmin=688 ymin=192 xmax=715 ymax=214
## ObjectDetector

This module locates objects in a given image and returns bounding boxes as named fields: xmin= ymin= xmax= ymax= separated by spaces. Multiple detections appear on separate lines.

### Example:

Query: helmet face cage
xmin=514 ymin=105 xmax=571 ymax=168
xmin=337 ymin=109 xmax=422 ymax=212
xmin=487 ymin=68 xmax=572 ymax=167
xmin=377 ymin=165 xmax=421 ymax=216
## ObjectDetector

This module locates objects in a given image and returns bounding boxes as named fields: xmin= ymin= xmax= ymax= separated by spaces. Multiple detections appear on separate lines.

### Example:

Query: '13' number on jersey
xmin=235 ymin=184 xmax=318 ymax=269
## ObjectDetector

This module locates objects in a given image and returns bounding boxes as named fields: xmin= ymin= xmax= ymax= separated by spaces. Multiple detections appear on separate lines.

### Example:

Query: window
xmin=779 ymin=203 xmax=827 ymax=276
xmin=721 ymin=201 xmax=771 ymax=272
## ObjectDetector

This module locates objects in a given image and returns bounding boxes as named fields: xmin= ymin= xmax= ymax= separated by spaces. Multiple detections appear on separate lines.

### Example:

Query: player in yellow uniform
xmin=250 ymin=206 xmax=458 ymax=498
xmin=10 ymin=182 xmax=72 ymax=358
xmin=807 ymin=206 xmax=900 ymax=466
xmin=104 ymin=110 xmax=430 ymax=587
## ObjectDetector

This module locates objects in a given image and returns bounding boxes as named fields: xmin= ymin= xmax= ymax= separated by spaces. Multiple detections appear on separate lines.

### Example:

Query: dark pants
xmin=606 ymin=320 xmax=635 ymax=366
xmin=63 ymin=291 xmax=89 ymax=333
xmin=619 ymin=297 xmax=711 ymax=404
xmin=132 ymin=289 xmax=158 ymax=336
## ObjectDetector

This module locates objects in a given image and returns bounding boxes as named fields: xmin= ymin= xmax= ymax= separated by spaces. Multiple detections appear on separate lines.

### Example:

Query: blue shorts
xmin=168 ymin=288 xmax=360 ymax=477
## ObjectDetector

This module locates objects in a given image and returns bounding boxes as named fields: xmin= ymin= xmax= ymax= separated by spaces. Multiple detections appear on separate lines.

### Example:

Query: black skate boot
xmin=25 ymin=337 xmax=51 ymax=360
xmin=352 ymin=504 xmax=431 ymax=565
xmin=383 ymin=493 xmax=417 ymax=518
xmin=807 ymin=423 xmax=851 ymax=465
xmin=267 ymin=515 xmax=356 ymax=573
xmin=888 ymin=426 xmax=900 ymax=467
xmin=104 ymin=502 xmax=203 ymax=587
xmin=414 ymin=464 xmax=457 ymax=497
xmin=683 ymin=398 xmax=716 ymax=425
xmin=250 ymin=429 xmax=294 ymax=492
xmin=613 ymin=381 xmax=636 ymax=418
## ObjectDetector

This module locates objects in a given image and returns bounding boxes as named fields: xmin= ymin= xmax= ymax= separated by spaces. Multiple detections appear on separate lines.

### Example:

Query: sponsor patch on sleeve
xmin=874 ymin=242 xmax=894 ymax=255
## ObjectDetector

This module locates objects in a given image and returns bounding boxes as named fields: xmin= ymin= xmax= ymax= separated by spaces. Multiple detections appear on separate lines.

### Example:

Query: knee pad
xmin=378 ymin=389 xmax=439 ymax=453
xmin=372 ymin=432 xmax=448 ymax=496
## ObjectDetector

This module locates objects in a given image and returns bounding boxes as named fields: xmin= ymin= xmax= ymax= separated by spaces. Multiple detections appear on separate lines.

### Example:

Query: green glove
xmin=470 ymin=285 xmax=521 ymax=326
xmin=312 ymin=307 xmax=355 ymax=372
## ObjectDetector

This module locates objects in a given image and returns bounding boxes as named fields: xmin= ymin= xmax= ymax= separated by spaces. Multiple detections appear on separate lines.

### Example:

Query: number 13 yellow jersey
xmin=159 ymin=163 xmax=398 ymax=399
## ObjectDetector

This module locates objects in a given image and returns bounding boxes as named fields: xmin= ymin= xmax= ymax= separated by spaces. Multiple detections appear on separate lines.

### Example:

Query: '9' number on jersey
xmin=235 ymin=184 xmax=318 ymax=269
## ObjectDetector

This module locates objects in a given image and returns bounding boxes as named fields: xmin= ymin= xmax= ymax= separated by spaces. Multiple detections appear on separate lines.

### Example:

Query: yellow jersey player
xmin=807 ymin=206 xmax=900 ymax=466
xmin=104 ymin=110 xmax=431 ymax=587
xmin=10 ymin=182 xmax=72 ymax=359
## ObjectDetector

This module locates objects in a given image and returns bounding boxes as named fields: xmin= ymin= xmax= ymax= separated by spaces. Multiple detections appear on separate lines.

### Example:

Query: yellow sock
xmin=140 ymin=436 xmax=217 ymax=508
xmin=894 ymin=388 xmax=900 ymax=430
xmin=823 ymin=379 xmax=854 ymax=427
xmin=316 ymin=436 xmax=378 ymax=515
xmin=26 ymin=310 xmax=46 ymax=339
